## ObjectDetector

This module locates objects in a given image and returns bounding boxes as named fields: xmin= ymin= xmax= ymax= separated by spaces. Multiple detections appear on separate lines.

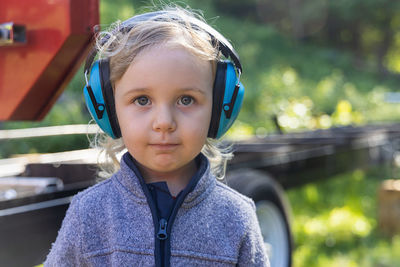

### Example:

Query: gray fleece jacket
xmin=44 ymin=153 xmax=269 ymax=266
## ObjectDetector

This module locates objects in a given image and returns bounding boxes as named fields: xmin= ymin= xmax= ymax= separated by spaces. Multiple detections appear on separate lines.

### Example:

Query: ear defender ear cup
xmin=208 ymin=61 xmax=244 ymax=139
xmin=98 ymin=59 xmax=122 ymax=138
xmin=83 ymin=59 xmax=121 ymax=139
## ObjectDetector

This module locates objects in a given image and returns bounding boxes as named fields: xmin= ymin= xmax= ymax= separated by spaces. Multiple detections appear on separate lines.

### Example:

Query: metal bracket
xmin=0 ymin=22 xmax=26 ymax=46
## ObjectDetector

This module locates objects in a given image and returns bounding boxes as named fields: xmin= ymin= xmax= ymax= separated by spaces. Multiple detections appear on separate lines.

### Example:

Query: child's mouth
xmin=149 ymin=144 xmax=179 ymax=150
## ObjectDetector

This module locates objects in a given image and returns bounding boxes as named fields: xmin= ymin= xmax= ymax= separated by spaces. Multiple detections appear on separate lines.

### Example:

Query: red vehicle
xmin=2 ymin=1 xmax=398 ymax=266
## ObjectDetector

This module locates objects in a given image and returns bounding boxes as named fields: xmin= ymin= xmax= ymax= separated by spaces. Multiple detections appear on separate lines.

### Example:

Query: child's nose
xmin=152 ymin=105 xmax=177 ymax=132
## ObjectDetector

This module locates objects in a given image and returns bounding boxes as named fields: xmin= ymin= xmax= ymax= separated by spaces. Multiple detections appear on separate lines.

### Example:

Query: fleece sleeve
xmin=44 ymin=196 xmax=85 ymax=267
xmin=237 ymin=201 xmax=270 ymax=267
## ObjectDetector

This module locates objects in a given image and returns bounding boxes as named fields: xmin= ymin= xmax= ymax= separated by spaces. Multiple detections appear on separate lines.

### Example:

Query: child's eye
xmin=134 ymin=96 xmax=151 ymax=106
xmin=178 ymin=96 xmax=194 ymax=106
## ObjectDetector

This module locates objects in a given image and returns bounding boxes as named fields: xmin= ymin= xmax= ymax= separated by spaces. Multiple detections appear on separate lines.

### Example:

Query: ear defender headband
xmin=83 ymin=11 xmax=244 ymax=139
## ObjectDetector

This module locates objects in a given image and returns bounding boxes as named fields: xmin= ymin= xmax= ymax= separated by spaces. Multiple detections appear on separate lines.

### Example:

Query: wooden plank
xmin=0 ymin=148 xmax=103 ymax=177
xmin=378 ymin=179 xmax=400 ymax=236
xmin=0 ymin=124 xmax=99 ymax=140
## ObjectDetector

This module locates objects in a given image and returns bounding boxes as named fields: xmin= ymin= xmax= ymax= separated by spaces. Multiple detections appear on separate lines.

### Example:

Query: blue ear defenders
xmin=83 ymin=11 xmax=244 ymax=139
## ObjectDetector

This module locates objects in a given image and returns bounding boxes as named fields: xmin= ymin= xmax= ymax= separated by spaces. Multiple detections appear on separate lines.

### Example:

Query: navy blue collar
xmin=122 ymin=152 xmax=208 ymax=198
xmin=116 ymin=151 xmax=215 ymax=210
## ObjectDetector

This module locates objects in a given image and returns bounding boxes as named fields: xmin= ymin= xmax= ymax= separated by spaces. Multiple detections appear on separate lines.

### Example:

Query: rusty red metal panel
xmin=0 ymin=0 xmax=99 ymax=120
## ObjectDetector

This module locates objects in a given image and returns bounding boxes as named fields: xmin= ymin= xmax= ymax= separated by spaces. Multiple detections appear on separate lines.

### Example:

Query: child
xmin=45 ymin=6 xmax=269 ymax=267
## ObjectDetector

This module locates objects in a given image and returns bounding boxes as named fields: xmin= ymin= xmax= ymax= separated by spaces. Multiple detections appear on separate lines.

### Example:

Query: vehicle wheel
xmin=226 ymin=168 xmax=293 ymax=267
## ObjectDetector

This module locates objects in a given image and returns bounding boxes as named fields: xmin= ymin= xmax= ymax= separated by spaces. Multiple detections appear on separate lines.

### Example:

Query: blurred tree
xmin=212 ymin=0 xmax=400 ymax=77
xmin=326 ymin=0 xmax=400 ymax=76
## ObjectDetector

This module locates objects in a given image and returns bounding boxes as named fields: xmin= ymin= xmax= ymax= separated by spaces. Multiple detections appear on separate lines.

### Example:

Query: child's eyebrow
xmin=122 ymin=87 xmax=207 ymax=96
xmin=177 ymin=88 xmax=207 ymax=95
xmin=121 ymin=88 xmax=148 ymax=97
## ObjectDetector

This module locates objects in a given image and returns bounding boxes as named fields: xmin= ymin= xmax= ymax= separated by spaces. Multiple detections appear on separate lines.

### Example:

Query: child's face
xmin=114 ymin=45 xmax=214 ymax=179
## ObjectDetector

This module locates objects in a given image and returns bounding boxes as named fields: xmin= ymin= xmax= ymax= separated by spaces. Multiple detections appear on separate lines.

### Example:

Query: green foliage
xmin=219 ymin=15 xmax=400 ymax=138
xmin=211 ymin=0 xmax=400 ymax=76
xmin=287 ymin=167 xmax=400 ymax=266
xmin=100 ymin=0 xmax=136 ymax=24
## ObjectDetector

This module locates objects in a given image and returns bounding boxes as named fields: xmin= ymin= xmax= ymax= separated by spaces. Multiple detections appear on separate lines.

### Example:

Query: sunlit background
xmin=3 ymin=0 xmax=400 ymax=266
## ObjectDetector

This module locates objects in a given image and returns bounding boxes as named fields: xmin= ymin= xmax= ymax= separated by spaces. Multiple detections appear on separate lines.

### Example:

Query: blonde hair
xmin=90 ymin=6 xmax=233 ymax=180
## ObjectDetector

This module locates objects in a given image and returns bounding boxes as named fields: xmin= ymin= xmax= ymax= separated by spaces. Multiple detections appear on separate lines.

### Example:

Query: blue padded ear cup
xmin=83 ymin=60 xmax=119 ymax=139
xmin=216 ymin=62 xmax=244 ymax=138
xmin=208 ymin=61 xmax=244 ymax=139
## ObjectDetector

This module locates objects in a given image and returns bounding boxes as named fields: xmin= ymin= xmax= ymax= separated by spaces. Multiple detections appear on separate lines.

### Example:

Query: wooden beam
xmin=0 ymin=124 xmax=100 ymax=140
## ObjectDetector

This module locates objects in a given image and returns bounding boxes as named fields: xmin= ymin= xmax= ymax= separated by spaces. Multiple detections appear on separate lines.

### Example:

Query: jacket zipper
xmin=124 ymin=153 xmax=206 ymax=267
xmin=156 ymin=196 xmax=186 ymax=267
xmin=157 ymin=218 xmax=168 ymax=240
xmin=157 ymin=218 xmax=168 ymax=267
xmin=161 ymin=193 xmax=189 ymax=267
xmin=145 ymin=191 xmax=180 ymax=267
xmin=136 ymin=182 xmax=164 ymax=267
xmin=137 ymin=180 xmax=201 ymax=267
xmin=139 ymin=183 xmax=177 ymax=267
xmin=155 ymin=170 xmax=205 ymax=267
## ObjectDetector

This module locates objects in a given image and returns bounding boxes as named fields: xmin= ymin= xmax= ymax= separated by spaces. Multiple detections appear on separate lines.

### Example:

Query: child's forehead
xmin=115 ymin=44 xmax=215 ymax=93
xmin=132 ymin=42 xmax=213 ymax=65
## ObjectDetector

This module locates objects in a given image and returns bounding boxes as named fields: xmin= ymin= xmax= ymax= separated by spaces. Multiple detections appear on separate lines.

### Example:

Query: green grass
xmin=287 ymin=166 xmax=400 ymax=266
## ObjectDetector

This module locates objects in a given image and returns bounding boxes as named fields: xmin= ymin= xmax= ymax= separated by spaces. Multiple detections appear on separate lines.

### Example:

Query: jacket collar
xmin=114 ymin=152 xmax=216 ymax=208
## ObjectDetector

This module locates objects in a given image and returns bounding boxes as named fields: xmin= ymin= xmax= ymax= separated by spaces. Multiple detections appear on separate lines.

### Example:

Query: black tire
xmin=226 ymin=168 xmax=293 ymax=267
